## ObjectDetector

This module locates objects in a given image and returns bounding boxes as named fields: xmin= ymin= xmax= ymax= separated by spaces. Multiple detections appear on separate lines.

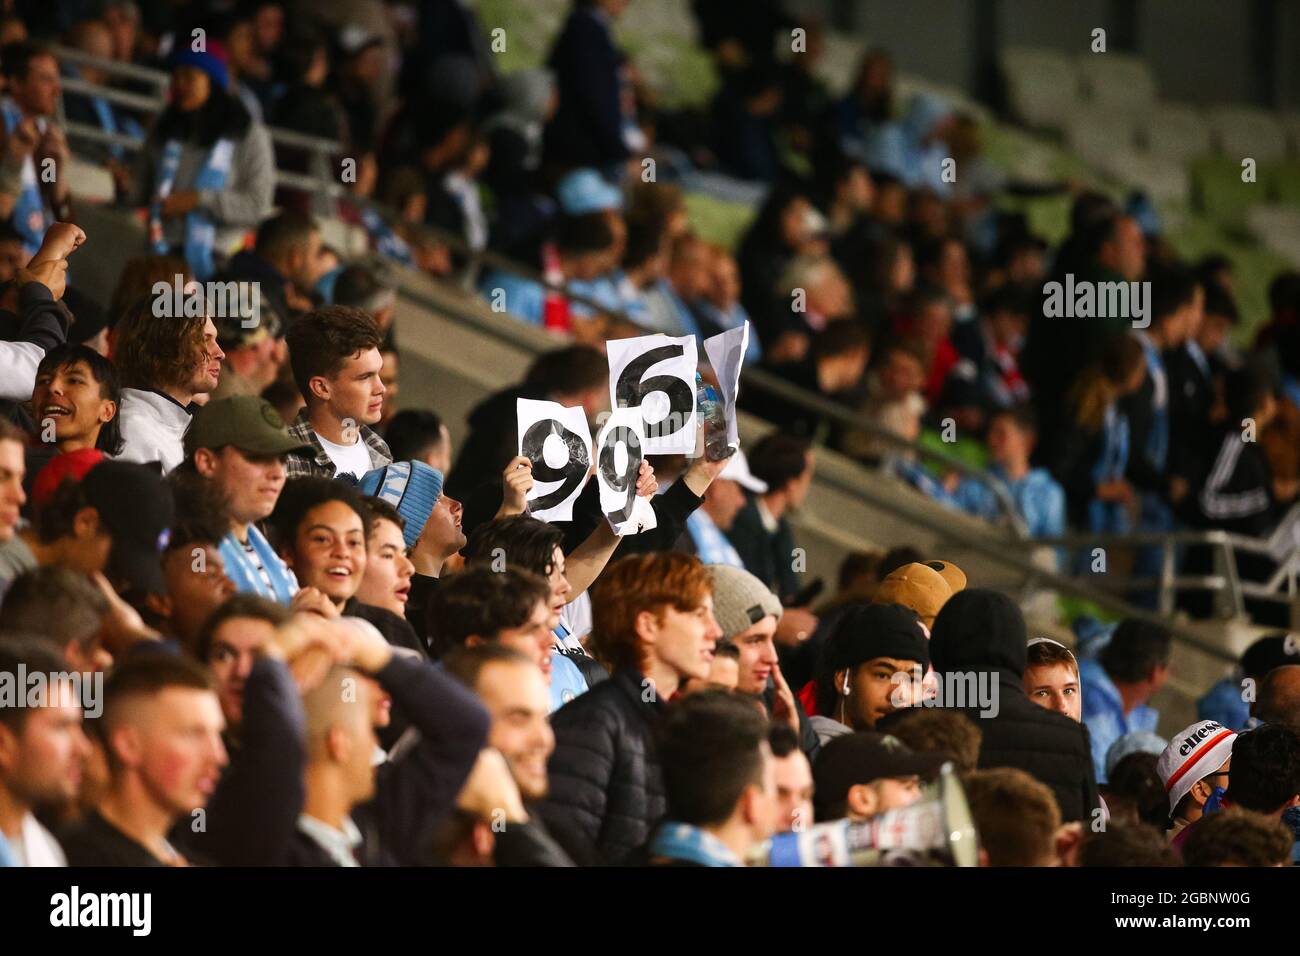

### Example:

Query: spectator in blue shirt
xmin=479 ymin=213 xmax=618 ymax=329
xmin=1198 ymin=633 xmax=1297 ymax=731
xmin=951 ymin=406 xmax=1066 ymax=543
xmin=1080 ymin=619 xmax=1172 ymax=783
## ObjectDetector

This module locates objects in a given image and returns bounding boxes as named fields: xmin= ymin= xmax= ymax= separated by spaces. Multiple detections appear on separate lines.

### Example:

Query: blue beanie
xmin=172 ymin=48 xmax=230 ymax=93
xmin=358 ymin=460 xmax=444 ymax=550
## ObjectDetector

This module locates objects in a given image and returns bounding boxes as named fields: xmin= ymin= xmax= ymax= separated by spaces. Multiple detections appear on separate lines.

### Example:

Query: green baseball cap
xmin=184 ymin=395 xmax=314 ymax=459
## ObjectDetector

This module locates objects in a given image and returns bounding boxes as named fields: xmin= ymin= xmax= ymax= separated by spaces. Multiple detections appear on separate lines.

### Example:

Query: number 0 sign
xmin=606 ymin=333 xmax=698 ymax=455
xmin=516 ymin=398 xmax=592 ymax=522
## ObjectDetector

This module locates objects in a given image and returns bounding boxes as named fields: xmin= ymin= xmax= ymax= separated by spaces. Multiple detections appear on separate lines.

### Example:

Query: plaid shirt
xmin=284 ymin=409 xmax=392 ymax=480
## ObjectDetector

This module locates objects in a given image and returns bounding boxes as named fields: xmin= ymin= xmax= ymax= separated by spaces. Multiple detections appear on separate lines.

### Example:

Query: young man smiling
xmin=442 ymin=644 xmax=575 ymax=866
xmin=268 ymin=476 xmax=371 ymax=612
xmin=28 ymin=343 xmax=123 ymax=458
xmin=283 ymin=306 xmax=392 ymax=480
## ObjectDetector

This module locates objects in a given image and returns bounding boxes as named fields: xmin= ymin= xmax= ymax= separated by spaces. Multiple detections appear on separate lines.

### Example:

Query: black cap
xmin=63 ymin=286 xmax=109 ymax=346
xmin=813 ymin=731 xmax=948 ymax=819
xmin=80 ymin=461 xmax=174 ymax=596
xmin=1242 ymin=634 xmax=1300 ymax=679
xmin=828 ymin=603 xmax=929 ymax=673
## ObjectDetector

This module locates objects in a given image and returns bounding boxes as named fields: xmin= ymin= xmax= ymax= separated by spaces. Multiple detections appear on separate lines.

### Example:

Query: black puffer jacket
xmin=535 ymin=668 xmax=666 ymax=865
xmin=929 ymin=589 xmax=1100 ymax=823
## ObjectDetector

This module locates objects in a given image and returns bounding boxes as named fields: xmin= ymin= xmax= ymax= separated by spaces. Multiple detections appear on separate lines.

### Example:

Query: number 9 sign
xmin=595 ymin=407 xmax=657 ymax=536
xmin=606 ymin=333 xmax=698 ymax=455
xmin=516 ymin=398 xmax=593 ymax=522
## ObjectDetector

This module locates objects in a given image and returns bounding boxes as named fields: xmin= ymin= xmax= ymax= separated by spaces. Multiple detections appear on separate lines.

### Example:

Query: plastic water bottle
xmin=695 ymin=373 xmax=731 ymax=461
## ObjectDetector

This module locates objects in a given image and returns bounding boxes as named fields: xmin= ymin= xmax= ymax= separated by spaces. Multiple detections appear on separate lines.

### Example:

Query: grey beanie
xmin=706 ymin=565 xmax=783 ymax=641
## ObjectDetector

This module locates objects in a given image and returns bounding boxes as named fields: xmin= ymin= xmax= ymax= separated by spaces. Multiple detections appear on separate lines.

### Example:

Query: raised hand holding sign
xmin=516 ymin=398 xmax=593 ymax=522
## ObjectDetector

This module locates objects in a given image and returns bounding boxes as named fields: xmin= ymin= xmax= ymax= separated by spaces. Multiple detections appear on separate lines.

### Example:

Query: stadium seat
xmin=1190 ymin=155 xmax=1263 ymax=231
xmin=1140 ymin=104 xmax=1212 ymax=165
xmin=1064 ymin=107 xmax=1137 ymax=171
xmin=1075 ymin=52 xmax=1159 ymax=116
xmin=1246 ymin=205 xmax=1300 ymax=268
xmin=617 ymin=0 xmax=717 ymax=108
xmin=999 ymin=47 xmax=1080 ymax=132
xmin=815 ymin=32 xmax=866 ymax=93
xmin=1107 ymin=150 xmax=1190 ymax=205
xmin=1209 ymin=106 xmax=1289 ymax=163
xmin=317 ymin=217 xmax=371 ymax=259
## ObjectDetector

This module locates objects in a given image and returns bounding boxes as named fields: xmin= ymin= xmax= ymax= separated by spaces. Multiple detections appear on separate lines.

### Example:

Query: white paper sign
xmin=516 ymin=398 xmax=593 ymax=522
xmin=594 ymin=407 xmax=658 ymax=536
xmin=606 ymin=333 xmax=698 ymax=455
xmin=702 ymin=321 xmax=749 ymax=453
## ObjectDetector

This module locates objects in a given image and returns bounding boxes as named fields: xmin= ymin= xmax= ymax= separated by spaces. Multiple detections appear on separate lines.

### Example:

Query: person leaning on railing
xmin=119 ymin=47 xmax=273 ymax=281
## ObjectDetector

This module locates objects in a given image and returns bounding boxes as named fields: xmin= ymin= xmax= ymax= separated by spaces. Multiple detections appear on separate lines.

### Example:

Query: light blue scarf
xmin=1135 ymin=333 xmax=1169 ymax=472
xmin=358 ymin=206 xmax=414 ymax=266
xmin=1 ymin=100 xmax=48 ymax=258
xmin=219 ymin=524 xmax=297 ymax=605
xmin=1087 ymin=404 xmax=1132 ymax=534
xmin=149 ymin=136 xmax=234 ymax=280
xmin=686 ymin=509 xmax=744 ymax=568
xmin=647 ymin=823 xmax=741 ymax=867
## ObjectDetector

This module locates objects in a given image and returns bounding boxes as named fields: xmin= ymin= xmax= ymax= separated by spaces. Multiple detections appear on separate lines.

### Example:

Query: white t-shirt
xmin=559 ymin=591 xmax=593 ymax=648
xmin=317 ymin=431 xmax=373 ymax=479
xmin=10 ymin=813 xmax=67 ymax=866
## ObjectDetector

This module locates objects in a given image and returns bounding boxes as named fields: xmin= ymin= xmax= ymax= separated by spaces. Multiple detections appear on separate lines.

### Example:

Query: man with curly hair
xmin=112 ymin=294 xmax=225 ymax=472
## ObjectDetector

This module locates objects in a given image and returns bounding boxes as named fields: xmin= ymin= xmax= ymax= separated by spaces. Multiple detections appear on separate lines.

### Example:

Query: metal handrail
xmin=56 ymin=45 xmax=169 ymax=90
xmin=60 ymin=76 xmax=163 ymax=114
xmin=50 ymin=60 xmax=1028 ymax=528
xmin=1034 ymin=527 xmax=1300 ymax=622
xmin=62 ymin=120 xmax=139 ymax=151
xmin=50 ymin=65 xmax=1291 ymax=642
xmin=60 ymin=86 xmax=344 ymax=157
xmin=388 ymin=266 xmax=1241 ymax=662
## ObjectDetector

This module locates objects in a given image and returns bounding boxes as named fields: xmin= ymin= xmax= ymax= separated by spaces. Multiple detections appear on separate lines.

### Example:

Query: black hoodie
xmin=445 ymin=385 xmax=537 ymax=502
xmin=929 ymin=589 xmax=1099 ymax=823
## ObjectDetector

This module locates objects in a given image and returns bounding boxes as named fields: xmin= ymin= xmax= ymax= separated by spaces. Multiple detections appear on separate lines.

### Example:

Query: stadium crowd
xmin=0 ymin=0 xmax=1299 ymax=868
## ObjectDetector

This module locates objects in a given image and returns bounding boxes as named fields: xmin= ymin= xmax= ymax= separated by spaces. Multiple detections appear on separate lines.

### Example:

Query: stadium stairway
xmin=65 ymin=175 xmax=1253 ymax=740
